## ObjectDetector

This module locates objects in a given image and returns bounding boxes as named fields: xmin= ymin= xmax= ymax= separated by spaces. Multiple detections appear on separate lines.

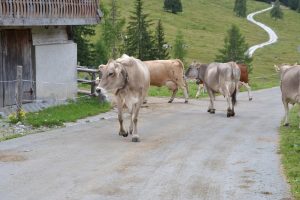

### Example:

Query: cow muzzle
xmin=95 ymin=86 xmax=109 ymax=102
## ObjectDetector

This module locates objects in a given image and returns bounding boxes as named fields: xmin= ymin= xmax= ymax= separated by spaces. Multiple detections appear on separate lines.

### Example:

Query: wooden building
xmin=0 ymin=0 xmax=102 ymax=108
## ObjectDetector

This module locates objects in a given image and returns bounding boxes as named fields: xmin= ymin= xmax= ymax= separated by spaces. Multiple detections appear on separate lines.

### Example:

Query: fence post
xmin=91 ymin=72 xmax=96 ymax=95
xmin=16 ymin=65 xmax=23 ymax=119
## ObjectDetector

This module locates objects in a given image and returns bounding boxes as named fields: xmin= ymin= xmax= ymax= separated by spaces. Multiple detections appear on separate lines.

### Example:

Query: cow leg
xmin=240 ymin=81 xmax=253 ymax=101
xmin=166 ymin=81 xmax=178 ymax=103
xmin=195 ymin=84 xmax=201 ymax=98
xmin=207 ymin=89 xmax=215 ymax=114
xmin=181 ymin=85 xmax=189 ymax=103
xmin=130 ymin=102 xmax=142 ymax=142
xmin=283 ymin=100 xmax=289 ymax=126
xmin=117 ymin=98 xmax=128 ymax=137
xmin=226 ymin=96 xmax=233 ymax=117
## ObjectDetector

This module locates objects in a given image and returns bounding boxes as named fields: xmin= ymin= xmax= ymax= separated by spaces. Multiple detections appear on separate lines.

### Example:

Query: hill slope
xmin=93 ymin=0 xmax=300 ymax=89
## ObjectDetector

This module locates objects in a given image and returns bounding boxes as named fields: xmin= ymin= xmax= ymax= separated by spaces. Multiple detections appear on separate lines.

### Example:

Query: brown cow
xmin=96 ymin=54 xmax=150 ymax=142
xmin=143 ymin=59 xmax=189 ymax=103
xmin=238 ymin=64 xmax=252 ymax=101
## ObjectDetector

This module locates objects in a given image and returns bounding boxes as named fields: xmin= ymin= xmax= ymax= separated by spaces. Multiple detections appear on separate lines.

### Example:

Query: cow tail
xmin=176 ymin=59 xmax=189 ymax=95
xmin=232 ymin=87 xmax=237 ymax=106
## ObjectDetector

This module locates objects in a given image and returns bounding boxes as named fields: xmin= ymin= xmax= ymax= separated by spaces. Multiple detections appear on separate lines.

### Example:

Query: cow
xmin=186 ymin=62 xmax=252 ymax=100
xmin=96 ymin=54 xmax=150 ymax=142
xmin=186 ymin=62 xmax=241 ymax=117
xmin=143 ymin=59 xmax=189 ymax=103
xmin=185 ymin=62 xmax=208 ymax=98
xmin=276 ymin=64 xmax=300 ymax=127
xmin=238 ymin=63 xmax=253 ymax=101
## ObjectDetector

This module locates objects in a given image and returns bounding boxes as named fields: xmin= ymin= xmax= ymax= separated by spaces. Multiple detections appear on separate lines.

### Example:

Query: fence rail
xmin=0 ymin=0 xmax=101 ymax=25
xmin=77 ymin=66 xmax=99 ymax=95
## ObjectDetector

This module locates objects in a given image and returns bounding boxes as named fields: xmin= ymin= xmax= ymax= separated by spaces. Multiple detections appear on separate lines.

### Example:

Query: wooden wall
xmin=0 ymin=29 xmax=34 ymax=107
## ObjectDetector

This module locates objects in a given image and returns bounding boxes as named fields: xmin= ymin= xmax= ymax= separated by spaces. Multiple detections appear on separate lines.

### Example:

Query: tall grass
xmin=280 ymin=106 xmax=300 ymax=199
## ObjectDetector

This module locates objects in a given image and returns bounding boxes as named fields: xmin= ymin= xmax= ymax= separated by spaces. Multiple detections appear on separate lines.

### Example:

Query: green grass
xmin=92 ymin=0 xmax=300 ymax=97
xmin=0 ymin=134 xmax=23 ymax=142
xmin=25 ymin=97 xmax=111 ymax=127
xmin=280 ymin=106 xmax=300 ymax=199
xmin=148 ymin=81 xmax=208 ymax=99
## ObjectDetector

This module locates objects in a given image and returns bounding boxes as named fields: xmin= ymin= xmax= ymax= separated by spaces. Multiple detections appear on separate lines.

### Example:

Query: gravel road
xmin=0 ymin=88 xmax=292 ymax=200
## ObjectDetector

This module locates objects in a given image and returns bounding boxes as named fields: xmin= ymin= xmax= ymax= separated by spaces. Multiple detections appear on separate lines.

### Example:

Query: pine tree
xmin=95 ymin=0 xmax=125 ymax=64
xmin=73 ymin=25 xmax=96 ymax=66
xmin=164 ymin=0 xmax=183 ymax=14
xmin=234 ymin=0 xmax=247 ymax=18
xmin=173 ymin=30 xmax=187 ymax=62
xmin=154 ymin=19 xmax=169 ymax=60
xmin=216 ymin=24 xmax=252 ymax=72
xmin=271 ymin=0 xmax=283 ymax=20
xmin=124 ymin=0 xmax=155 ymax=60
xmin=297 ymin=0 xmax=300 ymax=12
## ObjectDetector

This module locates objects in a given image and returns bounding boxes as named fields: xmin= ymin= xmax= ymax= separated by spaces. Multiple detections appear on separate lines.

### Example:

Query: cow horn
xmin=274 ymin=65 xmax=280 ymax=72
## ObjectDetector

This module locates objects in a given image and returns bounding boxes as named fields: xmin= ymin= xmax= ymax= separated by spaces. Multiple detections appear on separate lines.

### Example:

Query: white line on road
xmin=246 ymin=5 xmax=278 ymax=57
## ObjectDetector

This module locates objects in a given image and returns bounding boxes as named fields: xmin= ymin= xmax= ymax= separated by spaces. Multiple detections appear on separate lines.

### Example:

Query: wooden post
xmin=16 ymin=65 xmax=23 ymax=119
xmin=91 ymin=72 xmax=96 ymax=95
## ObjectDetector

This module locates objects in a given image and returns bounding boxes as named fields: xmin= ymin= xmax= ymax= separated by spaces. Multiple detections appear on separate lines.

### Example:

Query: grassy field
xmin=91 ymin=0 xmax=300 ymax=97
xmin=280 ymin=106 xmax=300 ymax=199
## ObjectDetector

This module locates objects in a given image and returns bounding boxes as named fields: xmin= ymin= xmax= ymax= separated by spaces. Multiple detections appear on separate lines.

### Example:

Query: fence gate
xmin=0 ymin=29 xmax=35 ymax=107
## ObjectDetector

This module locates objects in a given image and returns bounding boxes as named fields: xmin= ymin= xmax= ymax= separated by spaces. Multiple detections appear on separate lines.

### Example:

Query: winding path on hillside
xmin=246 ymin=4 xmax=278 ymax=57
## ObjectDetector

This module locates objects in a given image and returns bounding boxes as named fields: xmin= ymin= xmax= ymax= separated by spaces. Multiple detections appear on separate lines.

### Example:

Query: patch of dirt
xmin=0 ymin=152 xmax=26 ymax=162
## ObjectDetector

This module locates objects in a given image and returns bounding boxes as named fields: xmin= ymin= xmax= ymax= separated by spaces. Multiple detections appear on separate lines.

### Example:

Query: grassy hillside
xmin=93 ymin=0 xmax=300 ymax=90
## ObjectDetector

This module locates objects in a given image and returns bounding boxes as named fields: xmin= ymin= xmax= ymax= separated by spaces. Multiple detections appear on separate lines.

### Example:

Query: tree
xmin=164 ymin=0 xmax=183 ymax=14
xmin=94 ymin=0 xmax=125 ymax=65
xmin=234 ymin=0 xmax=247 ymax=17
xmin=124 ymin=0 xmax=155 ymax=60
xmin=73 ymin=25 xmax=96 ymax=66
xmin=216 ymin=24 xmax=252 ymax=72
xmin=271 ymin=0 xmax=284 ymax=19
xmin=153 ymin=19 xmax=169 ymax=60
xmin=173 ymin=30 xmax=187 ymax=62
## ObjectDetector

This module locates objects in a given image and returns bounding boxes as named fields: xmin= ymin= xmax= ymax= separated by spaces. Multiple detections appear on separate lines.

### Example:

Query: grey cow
xmin=186 ymin=62 xmax=241 ymax=117
xmin=278 ymin=64 xmax=300 ymax=128
xmin=96 ymin=54 xmax=150 ymax=142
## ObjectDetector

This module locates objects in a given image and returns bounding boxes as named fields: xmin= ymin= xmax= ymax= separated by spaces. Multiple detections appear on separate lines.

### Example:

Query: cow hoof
xmin=168 ymin=100 xmax=173 ymax=103
xmin=249 ymin=97 xmax=253 ymax=101
xmin=184 ymin=100 xmax=188 ymax=104
xmin=132 ymin=137 xmax=140 ymax=142
xmin=143 ymin=100 xmax=147 ymax=104
xmin=227 ymin=112 xmax=231 ymax=118
xmin=207 ymin=109 xmax=211 ymax=113
xmin=231 ymin=112 xmax=235 ymax=117
xmin=284 ymin=123 xmax=289 ymax=127
xmin=119 ymin=131 xmax=128 ymax=137
xmin=210 ymin=109 xmax=215 ymax=114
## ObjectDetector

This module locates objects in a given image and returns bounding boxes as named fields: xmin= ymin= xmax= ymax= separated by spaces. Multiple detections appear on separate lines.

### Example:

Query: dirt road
xmin=0 ymin=88 xmax=291 ymax=200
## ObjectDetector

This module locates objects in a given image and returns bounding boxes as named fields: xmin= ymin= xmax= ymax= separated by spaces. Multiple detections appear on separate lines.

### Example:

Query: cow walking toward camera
xmin=96 ymin=54 xmax=150 ymax=142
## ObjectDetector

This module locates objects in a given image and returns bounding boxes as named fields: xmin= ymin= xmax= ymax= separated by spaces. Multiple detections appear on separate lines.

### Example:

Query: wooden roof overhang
xmin=0 ymin=0 xmax=102 ymax=26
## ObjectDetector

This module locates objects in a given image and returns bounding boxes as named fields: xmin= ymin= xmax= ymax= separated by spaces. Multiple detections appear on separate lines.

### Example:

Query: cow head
xmin=96 ymin=60 xmax=128 ymax=95
xmin=185 ymin=61 xmax=199 ymax=79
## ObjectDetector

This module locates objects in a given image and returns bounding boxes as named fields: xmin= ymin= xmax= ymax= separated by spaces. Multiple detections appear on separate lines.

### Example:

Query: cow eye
xmin=108 ymin=72 xmax=114 ymax=76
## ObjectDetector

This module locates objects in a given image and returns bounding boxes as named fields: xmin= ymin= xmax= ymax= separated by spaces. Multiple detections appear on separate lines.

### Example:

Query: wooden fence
xmin=0 ymin=0 xmax=100 ymax=20
xmin=77 ymin=66 xmax=99 ymax=95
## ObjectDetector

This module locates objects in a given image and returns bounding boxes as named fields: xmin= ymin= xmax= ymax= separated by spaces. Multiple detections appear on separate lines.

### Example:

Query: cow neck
xmin=115 ymin=65 xmax=129 ymax=95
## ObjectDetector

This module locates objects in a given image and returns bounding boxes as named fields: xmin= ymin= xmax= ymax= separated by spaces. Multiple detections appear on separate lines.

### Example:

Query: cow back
xmin=281 ymin=66 xmax=300 ymax=103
